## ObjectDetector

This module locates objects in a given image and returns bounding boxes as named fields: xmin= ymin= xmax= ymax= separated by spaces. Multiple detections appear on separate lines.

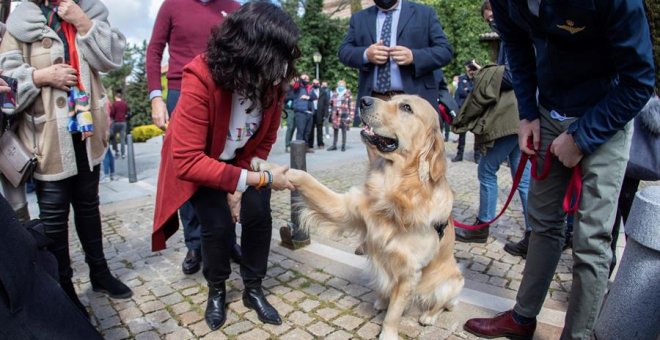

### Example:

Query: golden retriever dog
xmin=282 ymin=95 xmax=464 ymax=339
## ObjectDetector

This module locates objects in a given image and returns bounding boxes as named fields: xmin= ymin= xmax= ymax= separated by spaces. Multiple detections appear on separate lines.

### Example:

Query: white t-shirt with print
xmin=219 ymin=93 xmax=263 ymax=192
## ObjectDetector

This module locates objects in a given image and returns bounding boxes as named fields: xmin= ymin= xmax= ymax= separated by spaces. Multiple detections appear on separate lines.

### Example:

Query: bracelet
xmin=255 ymin=171 xmax=266 ymax=189
xmin=265 ymin=170 xmax=273 ymax=187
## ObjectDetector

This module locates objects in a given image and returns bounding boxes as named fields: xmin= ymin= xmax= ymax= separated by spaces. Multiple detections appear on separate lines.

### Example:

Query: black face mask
xmin=301 ymin=80 xmax=308 ymax=86
xmin=374 ymin=0 xmax=397 ymax=10
xmin=313 ymin=84 xmax=320 ymax=89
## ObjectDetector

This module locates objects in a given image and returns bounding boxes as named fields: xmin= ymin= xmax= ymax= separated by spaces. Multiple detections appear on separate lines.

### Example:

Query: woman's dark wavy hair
xmin=206 ymin=1 xmax=301 ymax=112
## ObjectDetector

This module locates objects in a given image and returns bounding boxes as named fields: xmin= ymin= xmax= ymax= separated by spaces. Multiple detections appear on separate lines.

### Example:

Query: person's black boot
xmin=61 ymin=278 xmax=89 ymax=318
xmin=205 ymin=283 xmax=227 ymax=330
xmin=90 ymin=261 xmax=133 ymax=299
xmin=341 ymin=145 xmax=346 ymax=152
xmin=182 ymin=249 xmax=202 ymax=274
xmin=452 ymin=154 xmax=463 ymax=162
xmin=327 ymin=145 xmax=338 ymax=151
xmin=243 ymin=287 xmax=282 ymax=325
xmin=455 ymin=219 xmax=489 ymax=243
xmin=231 ymin=243 xmax=242 ymax=264
xmin=504 ymin=231 xmax=530 ymax=258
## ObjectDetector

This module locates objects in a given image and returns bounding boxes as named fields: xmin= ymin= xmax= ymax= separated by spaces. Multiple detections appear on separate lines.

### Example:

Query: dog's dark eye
xmin=400 ymin=103 xmax=413 ymax=113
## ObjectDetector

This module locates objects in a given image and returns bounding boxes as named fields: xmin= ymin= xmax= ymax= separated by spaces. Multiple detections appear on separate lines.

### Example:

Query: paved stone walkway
xmin=62 ymin=130 xmax=646 ymax=339
xmin=76 ymin=196 xmax=563 ymax=340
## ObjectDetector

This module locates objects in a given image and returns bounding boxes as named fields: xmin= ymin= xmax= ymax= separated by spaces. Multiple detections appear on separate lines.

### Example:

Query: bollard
xmin=594 ymin=186 xmax=660 ymax=340
xmin=126 ymin=134 xmax=137 ymax=183
xmin=279 ymin=140 xmax=311 ymax=249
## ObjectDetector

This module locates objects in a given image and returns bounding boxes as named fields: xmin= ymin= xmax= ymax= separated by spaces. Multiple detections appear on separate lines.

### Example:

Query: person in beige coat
xmin=0 ymin=0 xmax=131 ymax=316
xmin=0 ymin=21 xmax=32 ymax=224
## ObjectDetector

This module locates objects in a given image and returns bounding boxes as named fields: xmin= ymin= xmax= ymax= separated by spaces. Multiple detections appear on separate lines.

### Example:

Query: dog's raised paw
xmin=286 ymin=169 xmax=307 ymax=185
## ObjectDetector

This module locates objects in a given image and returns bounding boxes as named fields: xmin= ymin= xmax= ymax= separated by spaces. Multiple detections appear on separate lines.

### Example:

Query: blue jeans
xmin=167 ymin=89 xmax=203 ymax=251
xmin=477 ymin=134 xmax=531 ymax=231
xmin=103 ymin=147 xmax=114 ymax=175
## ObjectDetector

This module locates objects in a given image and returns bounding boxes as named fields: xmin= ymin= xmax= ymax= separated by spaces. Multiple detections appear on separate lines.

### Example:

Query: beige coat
xmin=0 ymin=0 xmax=126 ymax=181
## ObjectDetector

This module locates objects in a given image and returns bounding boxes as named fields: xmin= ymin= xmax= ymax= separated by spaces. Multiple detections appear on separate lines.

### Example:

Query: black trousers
xmin=35 ymin=135 xmax=107 ymax=284
xmin=456 ymin=132 xmax=483 ymax=161
xmin=307 ymin=114 xmax=325 ymax=148
xmin=191 ymin=186 xmax=272 ymax=288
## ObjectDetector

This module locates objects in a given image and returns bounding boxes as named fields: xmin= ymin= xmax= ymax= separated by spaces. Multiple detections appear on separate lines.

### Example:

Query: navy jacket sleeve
xmin=569 ymin=0 xmax=655 ymax=154
xmin=491 ymin=0 xmax=540 ymax=121
xmin=338 ymin=14 xmax=368 ymax=70
xmin=412 ymin=9 xmax=453 ymax=77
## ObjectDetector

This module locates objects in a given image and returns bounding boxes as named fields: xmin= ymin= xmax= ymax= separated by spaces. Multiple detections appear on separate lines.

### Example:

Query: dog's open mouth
xmin=361 ymin=124 xmax=399 ymax=153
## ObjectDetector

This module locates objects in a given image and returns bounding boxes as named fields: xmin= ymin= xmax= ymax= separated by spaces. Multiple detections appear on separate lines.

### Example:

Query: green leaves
xmin=102 ymin=41 xmax=152 ymax=128
xmin=419 ymin=0 xmax=492 ymax=79
xmin=283 ymin=0 xmax=359 ymax=90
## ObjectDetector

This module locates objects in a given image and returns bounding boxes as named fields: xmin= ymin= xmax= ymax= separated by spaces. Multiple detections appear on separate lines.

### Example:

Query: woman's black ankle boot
xmin=205 ymin=283 xmax=227 ymax=330
xmin=89 ymin=261 xmax=133 ymax=299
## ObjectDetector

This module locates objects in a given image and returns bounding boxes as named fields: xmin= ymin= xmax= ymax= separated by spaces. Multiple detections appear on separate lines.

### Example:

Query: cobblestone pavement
xmin=75 ymin=196 xmax=562 ymax=340
xmin=65 ymin=132 xmax=647 ymax=339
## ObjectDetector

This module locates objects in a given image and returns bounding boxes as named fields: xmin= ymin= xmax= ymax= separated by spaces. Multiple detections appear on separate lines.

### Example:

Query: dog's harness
xmin=434 ymin=221 xmax=449 ymax=239
xmin=454 ymin=138 xmax=583 ymax=230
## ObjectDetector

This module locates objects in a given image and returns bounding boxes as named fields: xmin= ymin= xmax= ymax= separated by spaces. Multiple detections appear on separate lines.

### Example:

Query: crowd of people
xmin=284 ymin=76 xmax=356 ymax=153
xmin=0 ymin=0 xmax=657 ymax=339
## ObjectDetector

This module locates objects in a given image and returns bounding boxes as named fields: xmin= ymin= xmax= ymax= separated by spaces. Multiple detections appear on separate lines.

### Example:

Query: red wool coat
xmin=152 ymin=55 xmax=283 ymax=251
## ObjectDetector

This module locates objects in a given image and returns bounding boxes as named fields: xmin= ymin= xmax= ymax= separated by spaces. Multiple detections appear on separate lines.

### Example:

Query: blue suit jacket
xmin=338 ymin=1 xmax=453 ymax=113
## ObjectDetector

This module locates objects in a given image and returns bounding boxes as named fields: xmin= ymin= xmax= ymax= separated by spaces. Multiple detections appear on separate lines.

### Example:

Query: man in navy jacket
xmin=338 ymin=0 xmax=453 ymax=161
xmin=464 ymin=0 xmax=655 ymax=339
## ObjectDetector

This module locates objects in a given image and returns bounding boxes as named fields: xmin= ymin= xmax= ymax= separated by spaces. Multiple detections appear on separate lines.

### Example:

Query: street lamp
xmin=312 ymin=51 xmax=322 ymax=80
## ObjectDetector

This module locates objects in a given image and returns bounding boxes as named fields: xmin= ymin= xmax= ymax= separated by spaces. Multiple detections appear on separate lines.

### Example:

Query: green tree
xmin=101 ymin=48 xmax=133 ymax=97
xmin=291 ymin=0 xmax=358 ymax=91
xmin=124 ymin=41 xmax=151 ymax=127
xmin=419 ymin=0 xmax=492 ymax=79
xmin=102 ymin=41 xmax=151 ymax=128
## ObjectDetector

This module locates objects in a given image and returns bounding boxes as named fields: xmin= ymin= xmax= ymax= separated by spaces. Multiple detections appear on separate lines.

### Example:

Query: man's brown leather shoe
xmin=464 ymin=310 xmax=536 ymax=339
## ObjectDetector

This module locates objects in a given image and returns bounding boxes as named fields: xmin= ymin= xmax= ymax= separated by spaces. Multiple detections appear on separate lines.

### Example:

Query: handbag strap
xmin=22 ymin=42 xmax=37 ymax=154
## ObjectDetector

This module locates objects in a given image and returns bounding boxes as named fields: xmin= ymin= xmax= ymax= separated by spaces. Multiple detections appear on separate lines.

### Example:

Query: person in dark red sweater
xmin=109 ymin=90 xmax=129 ymax=159
xmin=147 ymin=0 xmax=241 ymax=276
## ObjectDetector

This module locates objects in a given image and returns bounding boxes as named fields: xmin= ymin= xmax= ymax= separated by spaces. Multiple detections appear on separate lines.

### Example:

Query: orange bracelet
xmin=256 ymin=172 xmax=266 ymax=189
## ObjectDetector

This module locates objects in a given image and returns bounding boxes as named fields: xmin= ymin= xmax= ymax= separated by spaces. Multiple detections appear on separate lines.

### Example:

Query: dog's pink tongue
xmin=362 ymin=124 xmax=375 ymax=136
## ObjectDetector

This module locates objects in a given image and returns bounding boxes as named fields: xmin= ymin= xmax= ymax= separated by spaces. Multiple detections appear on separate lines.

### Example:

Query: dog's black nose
xmin=361 ymin=97 xmax=374 ymax=108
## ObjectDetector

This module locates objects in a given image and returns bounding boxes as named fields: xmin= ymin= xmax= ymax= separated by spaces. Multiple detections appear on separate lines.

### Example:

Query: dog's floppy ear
xmin=418 ymin=131 xmax=446 ymax=183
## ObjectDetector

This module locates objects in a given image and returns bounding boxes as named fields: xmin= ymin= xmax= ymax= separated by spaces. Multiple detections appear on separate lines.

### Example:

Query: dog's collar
xmin=434 ymin=221 xmax=449 ymax=239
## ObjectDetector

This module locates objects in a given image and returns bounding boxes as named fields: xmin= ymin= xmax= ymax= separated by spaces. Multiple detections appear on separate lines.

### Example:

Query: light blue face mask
xmin=337 ymin=86 xmax=345 ymax=92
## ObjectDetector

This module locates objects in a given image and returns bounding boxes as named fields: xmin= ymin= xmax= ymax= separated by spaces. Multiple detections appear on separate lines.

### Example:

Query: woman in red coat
xmin=152 ymin=2 xmax=299 ymax=331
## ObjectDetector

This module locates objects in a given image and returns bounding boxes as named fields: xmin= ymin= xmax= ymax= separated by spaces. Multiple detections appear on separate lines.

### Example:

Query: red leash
xmin=454 ymin=143 xmax=582 ymax=230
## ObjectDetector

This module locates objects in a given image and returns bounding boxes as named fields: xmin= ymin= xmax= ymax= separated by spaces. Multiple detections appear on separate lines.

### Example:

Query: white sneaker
xmin=100 ymin=175 xmax=111 ymax=183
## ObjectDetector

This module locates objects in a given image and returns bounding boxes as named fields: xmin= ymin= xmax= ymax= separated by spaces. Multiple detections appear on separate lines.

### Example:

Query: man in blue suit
xmin=339 ymin=0 xmax=453 ymax=161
